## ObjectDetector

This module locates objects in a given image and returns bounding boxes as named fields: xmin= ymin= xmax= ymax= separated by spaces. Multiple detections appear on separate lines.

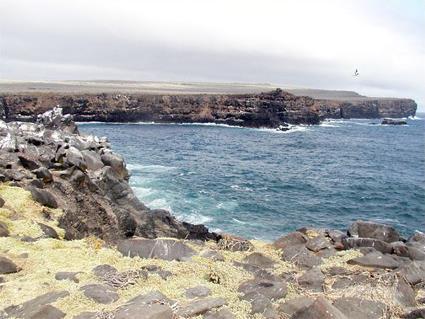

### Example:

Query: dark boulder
xmin=242 ymin=252 xmax=275 ymax=269
xmin=38 ymin=223 xmax=59 ymax=239
xmin=348 ymin=220 xmax=400 ymax=243
xmin=0 ymin=256 xmax=19 ymax=274
xmin=277 ymin=296 xmax=314 ymax=318
xmin=297 ymin=267 xmax=324 ymax=292
xmin=382 ymin=118 xmax=407 ymax=125
xmin=30 ymin=305 xmax=66 ymax=319
xmin=281 ymin=245 xmax=322 ymax=269
xmin=333 ymin=297 xmax=386 ymax=319
xmin=291 ymin=297 xmax=347 ymax=319
xmin=347 ymin=251 xmax=400 ymax=269
xmin=0 ymin=221 xmax=9 ymax=237
xmin=80 ymin=284 xmax=119 ymax=304
xmin=185 ymin=285 xmax=211 ymax=299
xmin=177 ymin=298 xmax=226 ymax=317
xmin=273 ymin=232 xmax=307 ymax=250
xmin=32 ymin=167 xmax=53 ymax=183
xmin=305 ymin=235 xmax=331 ymax=252
xmin=29 ymin=187 xmax=58 ymax=209
xmin=342 ymin=237 xmax=393 ymax=254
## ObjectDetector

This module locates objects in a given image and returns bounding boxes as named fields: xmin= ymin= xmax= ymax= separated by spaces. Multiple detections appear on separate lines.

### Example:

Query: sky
xmin=0 ymin=0 xmax=424 ymax=108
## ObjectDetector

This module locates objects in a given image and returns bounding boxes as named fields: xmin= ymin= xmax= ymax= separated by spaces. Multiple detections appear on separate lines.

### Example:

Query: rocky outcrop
xmin=0 ymin=107 xmax=217 ymax=242
xmin=0 ymin=89 xmax=416 ymax=127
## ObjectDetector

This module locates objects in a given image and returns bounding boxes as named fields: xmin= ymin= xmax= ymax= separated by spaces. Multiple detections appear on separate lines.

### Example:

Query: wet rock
xmin=273 ymin=231 xmax=307 ymax=250
xmin=80 ymin=284 xmax=119 ymax=304
xmin=32 ymin=167 xmax=53 ymax=183
xmin=38 ymin=223 xmax=59 ymax=239
xmin=3 ymin=291 xmax=69 ymax=318
xmin=0 ymin=221 xmax=9 ymax=237
xmin=306 ymin=235 xmax=331 ymax=252
xmin=200 ymin=249 xmax=225 ymax=261
xmin=114 ymin=291 xmax=173 ymax=319
xmin=297 ymin=267 xmax=324 ymax=292
xmin=30 ymin=305 xmax=65 ymax=319
xmin=217 ymin=234 xmax=253 ymax=252
xmin=203 ymin=308 xmax=235 ymax=319
xmin=398 ymin=261 xmax=425 ymax=285
xmin=55 ymin=271 xmax=80 ymax=283
xmin=277 ymin=296 xmax=314 ymax=318
xmin=348 ymin=220 xmax=400 ymax=243
xmin=342 ymin=237 xmax=393 ymax=254
xmin=333 ymin=297 xmax=386 ymax=319
xmin=382 ymin=118 xmax=407 ymax=125
xmin=242 ymin=252 xmax=275 ymax=268
xmin=186 ymin=285 xmax=211 ymax=299
xmin=395 ymin=275 xmax=416 ymax=307
xmin=177 ymin=298 xmax=226 ymax=317
xmin=0 ymin=256 xmax=19 ymax=274
xmin=29 ymin=187 xmax=58 ymax=209
xmin=117 ymin=238 xmax=196 ymax=261
xmin=281 ymin=245 xmax=322 ymax=269
xmin=347 ymin=251 xmax=400 ymax=269
xmin=291 ymin=297 xmax=347 ymax=319
xmin=92 ymin=264 xmax=118 ymax=278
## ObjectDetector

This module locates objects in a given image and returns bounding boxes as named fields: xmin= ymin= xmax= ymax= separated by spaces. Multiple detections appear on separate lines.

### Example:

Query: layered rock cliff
xmin=0 ymin=108 xmax=216 ymax=242
xmin=0 ymin=89 xmax=417 ymax=127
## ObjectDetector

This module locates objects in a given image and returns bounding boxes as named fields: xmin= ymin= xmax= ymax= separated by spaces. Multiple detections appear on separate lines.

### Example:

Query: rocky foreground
xmin=0 ymin=109 xmax=424 ymax=319
xmin=0 ymin=89 xmax=417 ymax=128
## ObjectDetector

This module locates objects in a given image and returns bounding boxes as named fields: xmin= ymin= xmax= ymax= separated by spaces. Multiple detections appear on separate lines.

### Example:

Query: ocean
xmin=79 ymin=115 xmax=425 ymax=240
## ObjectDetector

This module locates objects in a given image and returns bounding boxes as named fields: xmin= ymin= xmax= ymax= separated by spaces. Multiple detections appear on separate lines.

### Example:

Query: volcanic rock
xmin=348 ymin=220 xmax=400 ymax=243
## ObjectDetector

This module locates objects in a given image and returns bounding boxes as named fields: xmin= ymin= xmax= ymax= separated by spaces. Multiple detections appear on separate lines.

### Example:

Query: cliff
xmin=0 ymin=89 xmax=417 ymax=127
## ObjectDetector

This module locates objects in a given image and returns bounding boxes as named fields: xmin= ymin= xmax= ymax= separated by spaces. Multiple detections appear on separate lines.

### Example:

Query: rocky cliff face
xmin=0 ymin=89 xmax=417 ymax=127
xmin=0 ymin=108 xmax=216 ymax=242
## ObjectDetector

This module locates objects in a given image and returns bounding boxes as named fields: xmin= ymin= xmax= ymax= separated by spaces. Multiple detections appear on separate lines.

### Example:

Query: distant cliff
xmin=0 ymin=89 xmax=417 ymax=127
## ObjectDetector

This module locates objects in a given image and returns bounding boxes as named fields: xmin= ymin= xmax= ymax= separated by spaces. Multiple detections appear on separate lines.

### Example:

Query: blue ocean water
xmin=80 ymin=115 xmax=425 ymax=240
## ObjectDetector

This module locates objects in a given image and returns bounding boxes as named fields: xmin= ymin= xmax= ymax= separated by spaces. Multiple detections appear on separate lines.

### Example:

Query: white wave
xmin=232 ymin=218 xmax=247 ymax=225
xmin=176 ymin=212 xmax=213 ymax=225
xmin=230 ymin=184 xmax=252 ymax=192
xmin=409 ymin=115 xmax=423 ymax=120
xmin=127 ymin=163 xmax=176 ymax=173
xmin=257 ymin=125 xmax=310 ymax=134
xmin=320 ymin=122 xmax=340 ymax=128
xmin=133 ymin=186 xmax=155 ymax=198
xmin=210 ymin=228 xmax=223 ymax=234
xmin=146 ymin=198 xmax=171 ymax=210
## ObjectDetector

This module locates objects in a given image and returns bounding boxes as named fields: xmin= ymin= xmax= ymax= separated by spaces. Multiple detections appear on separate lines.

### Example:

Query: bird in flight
xmin=354 ymin=69 xmax=359 ymax=76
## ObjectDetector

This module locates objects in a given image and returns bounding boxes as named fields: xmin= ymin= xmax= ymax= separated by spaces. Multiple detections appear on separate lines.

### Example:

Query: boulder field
xmin=0 ymin=108 xmax=424 ymax=318
xmin=0 ymin=89 xmax=417 ymax=128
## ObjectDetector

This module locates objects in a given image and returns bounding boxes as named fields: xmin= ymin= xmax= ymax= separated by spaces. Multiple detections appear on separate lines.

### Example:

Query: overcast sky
xmin=1 ymin=0 xmax=424 ymax=107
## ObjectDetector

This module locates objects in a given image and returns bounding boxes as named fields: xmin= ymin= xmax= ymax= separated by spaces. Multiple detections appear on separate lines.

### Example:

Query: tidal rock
xmin=348 ymin=220 xmax=400 ymax=243
xmin=3 ymin=291 xmax=69 ymax=318
xmin=273 ymin=231 xmax=307 ymax=250
xmin=114 ymin=291 xmax=173 ymax=319
xmin=382 ymin=118 xmax=407 ymax=125
xmin=177 ymin=298 xmax=226 ymax=317
xmin=297 ymin=267 xmax=324 ymax=292
xmin=333 ymin=297 xmax=386 ymax=319
xmin=347 ymin=251 xmax=400 ymax=269
xmin=0 ymin=221 xmax=9 ymax=237
xmin=242 ymin=252 xmax=275 ymax=269
xmin=291 ymin=297 xmax=347 ymax=319
xmin=185 ymin=285 xmax=211 ymax=299
xmin=277 ymin=296 xmax=314 ymax=318
xmin=342 ymin=237 xmax=393 ymax=254
xmin=29 ymin=187 xmax=58 ymax=209
xmin=117 ymin=238 xmax=196 ymax=261
xmin=55 ymin=271 xmax=80 ymax=283
xmin=0 ymin=256 xmax=19 ymax=274
xmin=30 ymin=305 xmax=66 ymax=319
xmin=80 ymin=284 xmax=119 ymax=304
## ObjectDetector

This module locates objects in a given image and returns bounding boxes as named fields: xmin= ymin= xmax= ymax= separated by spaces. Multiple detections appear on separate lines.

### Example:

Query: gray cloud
xmin=1 ymin=0 xmax=424 ymax=108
